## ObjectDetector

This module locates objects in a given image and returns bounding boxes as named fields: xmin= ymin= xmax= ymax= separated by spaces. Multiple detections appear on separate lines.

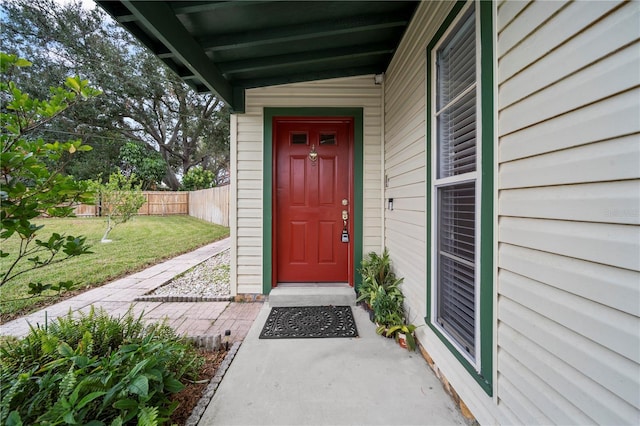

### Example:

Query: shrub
xmin=0 ymin=307 xmax=204 ymax=425
xmin=1 ymin=52 xmax=97 ymax=295
xmin=181 ymin=166 xmax=215 ymax=191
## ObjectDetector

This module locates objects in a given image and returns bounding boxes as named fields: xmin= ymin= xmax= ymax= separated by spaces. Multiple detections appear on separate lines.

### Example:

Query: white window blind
xmin=434 ymin=4 xmax=477 ymax=358
xmin=437 ymin=91 xmax=476 ymax=178
xmin=436 ymin=13 xmax=476 ymax=111
xmin=437 ymin=181 xmax=476 ymax=355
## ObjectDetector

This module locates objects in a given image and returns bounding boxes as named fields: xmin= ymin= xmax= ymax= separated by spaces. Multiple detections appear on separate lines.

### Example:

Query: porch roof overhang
xmin=96 ymin=1 xmax=419 ymax=113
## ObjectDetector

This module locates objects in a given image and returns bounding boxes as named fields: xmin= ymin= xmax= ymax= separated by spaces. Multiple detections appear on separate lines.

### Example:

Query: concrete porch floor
xmin=198 ymin=301 xmax=468 ymax=425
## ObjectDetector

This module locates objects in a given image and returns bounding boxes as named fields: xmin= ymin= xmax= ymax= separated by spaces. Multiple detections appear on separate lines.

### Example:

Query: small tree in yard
xmin=0 ymin=53 xmax=99 ymax=294
xmin=91 ymin=170 xmax=146 ymax=242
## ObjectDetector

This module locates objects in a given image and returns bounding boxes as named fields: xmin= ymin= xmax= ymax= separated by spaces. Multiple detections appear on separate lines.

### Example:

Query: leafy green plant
xmin=386 ymin=323 xmax=419 ymax=351
xmin=372 ymin=285 xmax=405 ymax=332
xmin=181 ymin=166 xmax=215 ymax=191
xmin=356 ymin=248 xmax=404 ymax=308
xmin=357 ymin=249 xmax=421 ymax=349
xmin=0 ymin=307 xmax=203 ymax=425
xmin=119 ymin=141 xmax=166 ymax=190
xmin=1 ymin=52 xmax=99 ymax=295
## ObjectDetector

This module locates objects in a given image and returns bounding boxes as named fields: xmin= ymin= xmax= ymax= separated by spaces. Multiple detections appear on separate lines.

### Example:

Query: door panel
xmin=318 ymin=221 xmax=337 ymax=263
xmin=290 ymin=157 xmax=307 ymax=205
xmin=318 ymin=157 xmax=336 ymax=205
xmin=275 ymin=118 xmax=352 ymax=283
xmin=289 ymin=221 xmax=308 ymax=262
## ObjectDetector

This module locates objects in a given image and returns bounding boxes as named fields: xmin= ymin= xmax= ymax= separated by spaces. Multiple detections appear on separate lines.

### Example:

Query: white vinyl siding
xmin=231 ymin=76 xmax=383 ymax=294
xmin=384 ymin=0 xmax=454 ymax=325
xmin=383 ymin=0 xmax=639 ymax=424
xmin=497 ymin=1 xmax=640 ymax=425
xmin=233 ymin=113 xmax=264 ymax=293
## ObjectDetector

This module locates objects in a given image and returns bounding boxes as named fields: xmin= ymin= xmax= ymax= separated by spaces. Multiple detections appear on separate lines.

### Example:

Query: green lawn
xmin=0 ymin=216 xmax=229 ymax=320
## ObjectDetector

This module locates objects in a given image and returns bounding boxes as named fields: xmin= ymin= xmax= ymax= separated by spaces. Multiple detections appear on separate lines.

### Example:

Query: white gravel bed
xmin=150 ymin=249 xmax=230 ymax=297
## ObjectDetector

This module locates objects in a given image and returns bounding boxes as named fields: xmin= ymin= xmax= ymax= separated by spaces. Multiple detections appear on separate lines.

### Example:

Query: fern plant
xmin=0 ymin=308 xmax=204 ymax=425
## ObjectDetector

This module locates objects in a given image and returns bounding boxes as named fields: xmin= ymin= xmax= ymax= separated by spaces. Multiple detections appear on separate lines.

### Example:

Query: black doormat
xmin=259 ymin=306 xmax=358 ymax=339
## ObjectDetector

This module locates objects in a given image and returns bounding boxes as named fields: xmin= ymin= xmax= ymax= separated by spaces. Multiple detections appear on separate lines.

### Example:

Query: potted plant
xmin=386 ymin=323 xmax=418 ymax=351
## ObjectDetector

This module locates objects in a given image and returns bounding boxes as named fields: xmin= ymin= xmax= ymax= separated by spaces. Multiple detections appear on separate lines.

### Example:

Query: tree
xmin=0 ymin=52 xmax=98 ymax=292
xmin=1 ymin=0 xmax=231 ymax=190
xmin=64 ymin=132 xmax=124 ymax=182
xmin=90 ymin=170 xmax=146 ymax=242
xmin=181 ymin=166 xmax=215 ymax=191
xmin=118 ymin=141 xmax=166 ymax=190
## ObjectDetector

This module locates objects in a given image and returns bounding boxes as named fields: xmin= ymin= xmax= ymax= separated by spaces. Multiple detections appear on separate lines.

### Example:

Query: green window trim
xmin=262 ymin=107 xmax=364 ymax=295
xmin=425 ymin=0 xmax=494 ymax=396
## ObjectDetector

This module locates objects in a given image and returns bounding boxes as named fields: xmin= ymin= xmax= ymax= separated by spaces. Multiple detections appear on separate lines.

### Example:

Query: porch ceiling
xmin=96 ymin=1 xmax=419 ymax=113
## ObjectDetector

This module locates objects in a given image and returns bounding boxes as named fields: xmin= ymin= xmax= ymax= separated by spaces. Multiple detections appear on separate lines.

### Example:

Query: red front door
xmin=274 ymin=117 xmax=353 ymax=284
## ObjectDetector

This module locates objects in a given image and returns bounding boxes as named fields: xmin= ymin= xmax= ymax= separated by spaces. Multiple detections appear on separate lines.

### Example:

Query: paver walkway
xmin=0 ymin=237 xmax=261 ymax=344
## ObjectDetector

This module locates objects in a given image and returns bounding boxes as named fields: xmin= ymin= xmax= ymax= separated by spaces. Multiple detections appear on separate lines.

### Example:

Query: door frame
xmin=263 ymin=107 xmax=364 ymax=294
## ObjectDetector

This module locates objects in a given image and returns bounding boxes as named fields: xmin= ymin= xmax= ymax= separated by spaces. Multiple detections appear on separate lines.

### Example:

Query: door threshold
xmin=276 ymin=282 xmax=351 ymax=288
xmin=269 ymin=284 xmax=356 ymax=306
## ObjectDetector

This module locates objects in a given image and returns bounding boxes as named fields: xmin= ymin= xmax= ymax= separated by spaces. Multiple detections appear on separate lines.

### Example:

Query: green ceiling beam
xmin=170 ymin=1 xmax=274 ymax=15
xmin=122 ymin=0 xmax=235 ymax=108
xmin=237 ymin=65 xmax=382 ymax=90
xmin=217 ymin=42 xmax=396 ymax=75
xmin=199 ymin=13 xmax=409 ymax=51
xmin=116 ymin=1 xmax=273 ymax=22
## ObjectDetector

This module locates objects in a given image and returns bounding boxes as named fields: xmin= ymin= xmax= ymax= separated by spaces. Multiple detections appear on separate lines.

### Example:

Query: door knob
xmin=342 ymin=210 xmax=349 ymax=221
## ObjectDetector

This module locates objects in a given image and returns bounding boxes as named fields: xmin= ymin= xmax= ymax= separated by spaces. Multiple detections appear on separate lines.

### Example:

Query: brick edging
xmin=134 ymin=295 xmax=234 ymax=302
xmin=185 ymin=341 xmax=242 ymax=426
xmin=134 ymin=294 xmax=267 ymax=303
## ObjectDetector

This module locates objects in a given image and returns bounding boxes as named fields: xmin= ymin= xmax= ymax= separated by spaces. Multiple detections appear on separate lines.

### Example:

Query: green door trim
xmin=263 ymin=107 xmax=364 ymax=295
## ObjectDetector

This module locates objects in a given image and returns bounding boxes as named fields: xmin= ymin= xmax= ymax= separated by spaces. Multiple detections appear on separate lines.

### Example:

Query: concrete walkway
xmin=198 ymin=303 xmax=468 ymax=426
xmin=0 ymin=238 xmax=260 ymax=343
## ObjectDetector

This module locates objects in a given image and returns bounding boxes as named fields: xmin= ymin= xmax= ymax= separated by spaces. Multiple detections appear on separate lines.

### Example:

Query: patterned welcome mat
xmin=259 ymin=305 xmax=358 ymax=339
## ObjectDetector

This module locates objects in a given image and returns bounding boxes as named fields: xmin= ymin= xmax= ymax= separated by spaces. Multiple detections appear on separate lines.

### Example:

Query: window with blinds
xmin=433 ymin=4 xmax=477 ymax=358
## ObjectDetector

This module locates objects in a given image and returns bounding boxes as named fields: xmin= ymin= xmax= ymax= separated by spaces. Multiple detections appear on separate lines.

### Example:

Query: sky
xmin=56 ymin=0 xmax=96 ymax=10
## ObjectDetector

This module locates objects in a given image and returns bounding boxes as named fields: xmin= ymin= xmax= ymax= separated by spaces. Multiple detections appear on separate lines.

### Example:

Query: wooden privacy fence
xmin=74 ymin=203 xmax=99 ymax=217
xmin=73 ymin=186 xmax=229 ymax=227
xmin=189 ymin=186 xmax=229 ymax=227
xmin=140 ymin=191 xmax=188 ymax=216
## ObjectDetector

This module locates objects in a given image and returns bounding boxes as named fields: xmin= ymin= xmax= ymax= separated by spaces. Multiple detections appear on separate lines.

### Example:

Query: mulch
xmin=170 ymin=348 xmax=228 ymax=425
